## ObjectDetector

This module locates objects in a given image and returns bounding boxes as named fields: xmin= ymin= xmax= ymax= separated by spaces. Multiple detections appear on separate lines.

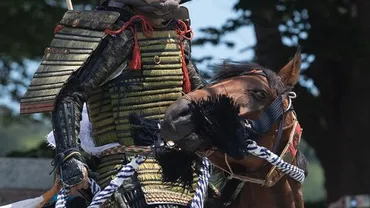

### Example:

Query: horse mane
xmin=211 ymin=61 xmax=290 ymax=95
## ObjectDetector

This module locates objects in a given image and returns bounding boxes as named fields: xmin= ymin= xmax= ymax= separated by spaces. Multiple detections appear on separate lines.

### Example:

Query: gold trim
xmin=72 ymin=19 xmax=79 ymax=27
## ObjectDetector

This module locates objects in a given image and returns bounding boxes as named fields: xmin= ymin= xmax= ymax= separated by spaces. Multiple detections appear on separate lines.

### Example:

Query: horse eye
xmin=252 ymin=90 xmax=268 ymax=101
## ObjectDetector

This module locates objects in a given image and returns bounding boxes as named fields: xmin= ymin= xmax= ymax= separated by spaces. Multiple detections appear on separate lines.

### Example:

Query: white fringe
xmin=46 ymin=103 xmax=120 ymax=156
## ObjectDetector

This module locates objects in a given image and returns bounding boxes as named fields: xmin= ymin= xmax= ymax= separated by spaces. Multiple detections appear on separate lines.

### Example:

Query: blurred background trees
xmin=201 ymin=1 xmax=370 ymax=205
xmin=2 ymin=0 xmax=370 ymax=207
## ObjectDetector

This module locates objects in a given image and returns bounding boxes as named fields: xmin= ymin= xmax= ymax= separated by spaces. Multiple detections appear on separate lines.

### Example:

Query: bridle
xmin=198 ymin=110 xmax=300 ymax=186
xmin=195 ymin=70 xmax=303 ymax=187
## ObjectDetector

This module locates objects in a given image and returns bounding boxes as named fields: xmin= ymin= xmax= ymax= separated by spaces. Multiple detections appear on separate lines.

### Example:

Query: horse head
xmin=161 ymin=49 xmax=307 ymax=189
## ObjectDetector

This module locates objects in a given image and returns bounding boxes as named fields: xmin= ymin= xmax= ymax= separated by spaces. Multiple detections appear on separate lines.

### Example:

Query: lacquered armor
xmin=20 ymin=2 xmax=205 ymax=207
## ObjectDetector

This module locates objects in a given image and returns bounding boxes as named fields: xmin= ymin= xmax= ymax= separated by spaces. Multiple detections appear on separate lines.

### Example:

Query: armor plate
xmin=87 ymin=30 xmax=184 ymax=147
xmin=88 ymin=29 xmax=196 ymax=206
xmin=20 ymin=10 xmax=120 ymax=114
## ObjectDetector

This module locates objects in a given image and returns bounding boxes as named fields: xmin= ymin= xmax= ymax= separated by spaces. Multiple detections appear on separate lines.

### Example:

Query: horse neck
xmin=231 ymin=176 xmax=304 ymax=208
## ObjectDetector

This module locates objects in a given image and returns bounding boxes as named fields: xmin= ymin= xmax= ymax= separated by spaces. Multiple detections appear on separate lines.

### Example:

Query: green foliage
xmin=192 ymin=1 xmax=370 ymax=202
xmin=6 ymin=142 xmax=54 ymax=158
xmin=304 ymin=201 xmax=325 ymax=208
xmin=0 ymin=0 xmax=98 ymax=104
xmin=0 ymin=110 xmax=51 ymax=156
xmin=303 ymin=162 xmax=326 ymax=202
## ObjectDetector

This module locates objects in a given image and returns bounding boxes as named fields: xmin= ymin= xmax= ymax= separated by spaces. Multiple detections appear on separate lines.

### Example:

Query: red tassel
xmin=176 ymin=20 xmax=193 ymax=93
xmin=54 ymin=24 xmax=64 ymax=34
xmin=129 ymin=27 xmax=142 ymax=70
xmin=182 ymin=64 xmax=191 ymax=93
xmin=104 ymin=15 xmax=153 ymax=71
xmin=179 ymin=41 xmax=191 ymax=93
xmin=129 ymin=44 xmax=142 ymax=70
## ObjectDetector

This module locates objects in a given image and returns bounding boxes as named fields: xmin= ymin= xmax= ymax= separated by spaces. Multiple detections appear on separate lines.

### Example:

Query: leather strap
xmin=50 ymin=147 xmax=81 ymax=174
xmin=264 ymin=120 xmax=302 ymax=187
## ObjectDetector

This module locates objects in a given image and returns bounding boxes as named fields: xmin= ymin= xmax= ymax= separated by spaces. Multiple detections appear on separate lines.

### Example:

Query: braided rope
xmin=245 ymin=140 xmax=305 ymax=183
xmin=88 ymin=155 xmax=146 ymax=208
xmin=55 ymin=187 xmax=69 ymax=208
xmin=55 ymin=155 xmax=145 ymax=208
xmin=55 ymin=178 xmax=100 ymax=208
xmin=89 ymin=178 xmax=101 ymax=195
xmin=190 ymin=157 xmax=211 ymax=208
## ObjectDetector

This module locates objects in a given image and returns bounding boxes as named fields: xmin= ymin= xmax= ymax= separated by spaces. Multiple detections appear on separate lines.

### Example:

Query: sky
xmin=185 ymin=0 xmax=255 ymax=68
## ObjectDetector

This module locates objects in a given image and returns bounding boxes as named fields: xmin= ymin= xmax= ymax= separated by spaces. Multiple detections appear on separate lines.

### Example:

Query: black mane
xmin=211 ymin=61 xmax=289 ymax=95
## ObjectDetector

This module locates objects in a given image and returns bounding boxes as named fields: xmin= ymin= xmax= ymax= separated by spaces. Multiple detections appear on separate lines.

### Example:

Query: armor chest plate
xmin=87 ymin=30 xmax=184 ymax=146
xmin=88 ymin=24 xmax=197 ymax=207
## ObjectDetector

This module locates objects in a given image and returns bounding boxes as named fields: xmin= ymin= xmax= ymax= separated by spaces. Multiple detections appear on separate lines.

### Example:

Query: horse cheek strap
xmin=249 ymin=95 xmax=284 ymax=135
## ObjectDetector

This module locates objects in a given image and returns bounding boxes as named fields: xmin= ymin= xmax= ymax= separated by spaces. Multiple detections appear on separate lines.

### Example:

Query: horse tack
xmin=159 ymin=51 xmax=305 ymax=207
xmin=265 ymin=119 xmax=302 ymax=187
xmin=197 ymin=111 xmax=303 ymax=188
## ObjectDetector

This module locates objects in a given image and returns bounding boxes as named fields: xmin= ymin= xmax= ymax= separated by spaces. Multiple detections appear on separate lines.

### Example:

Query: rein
xmin=197 ymin=112 xmax=305 ymax=187
xmin=195 ymin=86 xmax=305 ymax=187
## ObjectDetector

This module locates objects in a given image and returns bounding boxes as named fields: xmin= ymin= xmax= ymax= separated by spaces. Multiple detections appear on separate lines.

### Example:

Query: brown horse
xmin=160 ymin=50 xmax=308 ymax=208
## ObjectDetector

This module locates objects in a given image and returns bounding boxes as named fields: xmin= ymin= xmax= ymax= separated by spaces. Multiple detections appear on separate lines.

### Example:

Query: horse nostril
xmin=169 ymin=98 xmax=192 ymax=122
xmin=161 ymin=98 xmax=194 ymax=141
xmin=178 ymin=107 xmax=190 ymax=117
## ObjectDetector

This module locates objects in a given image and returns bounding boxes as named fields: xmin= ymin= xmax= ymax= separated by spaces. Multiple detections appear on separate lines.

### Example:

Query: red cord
xmin=176 ymin=20 xmax=194 ymax=93
xmin=105 ymin=15 xmax=153 ymax=37
xmin=176 ymin=20 xmax=194 ymax=40
xmin=105 ymin=15 xmax=153 ymax=70
xmin=129 ymin=26 xmax=142 ymax=70
xmin=54 ymin=24 xmax=64 ymax=34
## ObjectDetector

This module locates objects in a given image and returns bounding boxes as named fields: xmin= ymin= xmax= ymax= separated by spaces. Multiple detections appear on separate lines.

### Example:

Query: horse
xmin=158 ymin=49 xmax=308 ymax=208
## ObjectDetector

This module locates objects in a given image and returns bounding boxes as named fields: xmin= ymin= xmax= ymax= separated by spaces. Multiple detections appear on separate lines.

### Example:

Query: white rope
xmin=55 ymin=155 xmax=145 ymax=208
xmin=285 ymin=92 xmax=297 ymax=112
xmin=88 ymin=155 xmax=145 ymax=208
xmin=55 ymin=187 xmax=69 ymax=208
xmin=245 ymin=139 xmax=305 ymax=184
xmin=190 ymin=157 xmax=211 ymax=208
xmin=87 ymin=155 xmax=211 ymax=208
xmin=88 ymin=178 xmax=101 ymax=195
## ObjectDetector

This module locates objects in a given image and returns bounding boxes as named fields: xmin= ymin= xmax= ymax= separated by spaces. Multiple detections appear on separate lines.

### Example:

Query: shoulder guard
xmin=20 ymin=10 xmax=120 ymax=114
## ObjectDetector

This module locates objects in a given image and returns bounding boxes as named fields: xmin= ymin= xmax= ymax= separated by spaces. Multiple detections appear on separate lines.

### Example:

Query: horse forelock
xmin=210 ymin=61 xmax=289 ymax=95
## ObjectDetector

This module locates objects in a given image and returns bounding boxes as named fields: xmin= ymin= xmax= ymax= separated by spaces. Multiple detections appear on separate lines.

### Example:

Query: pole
xmin=66 ymin=0 xmax=74 ymax=10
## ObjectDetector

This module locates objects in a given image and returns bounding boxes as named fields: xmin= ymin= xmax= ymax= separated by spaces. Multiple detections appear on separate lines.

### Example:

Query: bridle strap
xmin=197 ymin=111 xmax=301 ymax=187
xmin=249 ymin=95 xmax=285 ymax=136
xmin=242 ymin=94 xmax=289 ymax=173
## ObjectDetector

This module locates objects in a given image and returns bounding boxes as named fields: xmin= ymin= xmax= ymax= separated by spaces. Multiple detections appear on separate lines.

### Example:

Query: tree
xmin=194 ymin=0 xmax=370 ymax=205
xmin=2 ymin=0 xmax=370 ymax=205
xmin=0 ymin=0 xmax=97 ymax=120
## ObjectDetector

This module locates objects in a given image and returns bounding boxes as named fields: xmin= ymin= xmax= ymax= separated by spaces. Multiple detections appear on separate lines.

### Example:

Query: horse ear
xmin=278 ymin=48 xmax=301 ymax=87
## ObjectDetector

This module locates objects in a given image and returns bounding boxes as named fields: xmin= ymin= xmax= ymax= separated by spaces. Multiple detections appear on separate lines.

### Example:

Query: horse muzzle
xmin=161 ymin=98 xmax=195 ymax=142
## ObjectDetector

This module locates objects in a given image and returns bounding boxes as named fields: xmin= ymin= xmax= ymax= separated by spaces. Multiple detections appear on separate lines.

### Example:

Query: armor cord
xmin=105 ymin=15 xmax=153 ymax=70
xmin=176 ymin=20 xmax=194 ymax=93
